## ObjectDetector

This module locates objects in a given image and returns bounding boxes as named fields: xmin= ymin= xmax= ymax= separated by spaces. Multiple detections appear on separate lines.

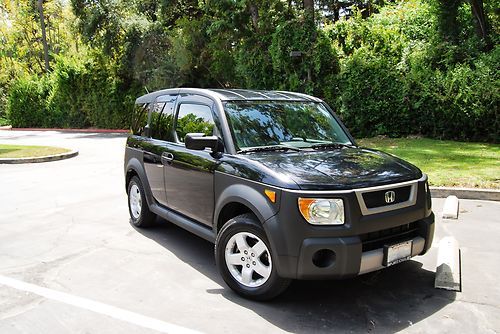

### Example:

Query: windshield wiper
xmin=238 ymin=145 xmax=301 ymax=154
xmin=310 ymin=143 xmax=355 ymax=150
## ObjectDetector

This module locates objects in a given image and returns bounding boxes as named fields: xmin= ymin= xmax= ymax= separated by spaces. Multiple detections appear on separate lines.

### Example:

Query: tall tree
xmin=37 ymin=0 xmax=50 ymax=72
xmin=469 ymin=0 xmax=490 ymax=46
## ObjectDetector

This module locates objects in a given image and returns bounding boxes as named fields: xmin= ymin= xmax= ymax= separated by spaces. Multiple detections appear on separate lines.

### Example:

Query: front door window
xmin=175 ymin=104 xmax=215 ymax=143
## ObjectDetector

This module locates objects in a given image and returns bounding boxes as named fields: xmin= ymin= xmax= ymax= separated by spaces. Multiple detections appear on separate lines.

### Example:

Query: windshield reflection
xmin=224 ymin=101 xmax=351 ymax=151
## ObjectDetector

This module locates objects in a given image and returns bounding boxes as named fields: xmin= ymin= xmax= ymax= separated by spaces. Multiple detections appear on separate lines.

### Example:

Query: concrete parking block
xmin=435 ymin=237 xmax=461 ymax=291
xmin=442 ymin=195 xmax=459 ymax=219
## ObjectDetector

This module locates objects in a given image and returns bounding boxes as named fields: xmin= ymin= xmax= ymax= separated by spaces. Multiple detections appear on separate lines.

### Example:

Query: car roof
xmin=135 ymin=88 xmax=322 ymax=104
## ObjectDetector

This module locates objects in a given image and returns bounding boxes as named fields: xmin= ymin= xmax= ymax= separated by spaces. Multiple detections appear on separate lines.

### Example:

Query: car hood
xmin=245 ymin=147 xmax=422 ymax=190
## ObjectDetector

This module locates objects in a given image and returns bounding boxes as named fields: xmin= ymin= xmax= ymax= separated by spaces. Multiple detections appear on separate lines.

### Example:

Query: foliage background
xmin=0 ymin=0 xmax=498 ymax=142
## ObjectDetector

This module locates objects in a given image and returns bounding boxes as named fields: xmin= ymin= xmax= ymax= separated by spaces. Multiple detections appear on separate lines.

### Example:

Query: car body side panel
xmin=127 ymin=135 xmax=169 ymax=206
xmin=164 ymin=144 xmax=219 ymax=226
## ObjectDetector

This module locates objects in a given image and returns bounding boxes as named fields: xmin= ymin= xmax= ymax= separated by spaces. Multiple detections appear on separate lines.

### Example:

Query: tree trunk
xmin=304 ymin=0 xmax=314 ymax=21
xmin=333 ymin=1 xmax=340 ymax=22
xmin=37 ymin=0 xmax=50 ymax=72
xmin=469 ymin=0 xmax=490 ymax=44
xmin=248 ymin=3 xmax=259 ymax=32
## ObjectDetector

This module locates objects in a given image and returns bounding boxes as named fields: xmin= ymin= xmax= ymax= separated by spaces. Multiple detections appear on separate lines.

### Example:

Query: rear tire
xmin=127 ymin=176 xmax=156 ymax=227
xmin=215 ymin=214 xmax=291 ymax=301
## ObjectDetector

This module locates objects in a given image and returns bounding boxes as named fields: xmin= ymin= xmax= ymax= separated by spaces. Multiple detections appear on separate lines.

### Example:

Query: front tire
xmin=127 ymin=176 xmax=156 ymax=227
xmin=215 ymin=214 xmax=291 ymax=301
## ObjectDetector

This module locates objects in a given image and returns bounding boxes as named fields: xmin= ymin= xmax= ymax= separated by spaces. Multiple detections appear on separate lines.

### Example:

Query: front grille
xmin=360 ymin=222 xmax=420 ymax=252
xmin=361 ymin=185 xmax=412 ymax=209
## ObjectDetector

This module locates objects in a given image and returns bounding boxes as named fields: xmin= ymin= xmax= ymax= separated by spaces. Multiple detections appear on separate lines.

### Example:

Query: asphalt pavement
xmin=1 ymin=130 xmax=499 ymax=334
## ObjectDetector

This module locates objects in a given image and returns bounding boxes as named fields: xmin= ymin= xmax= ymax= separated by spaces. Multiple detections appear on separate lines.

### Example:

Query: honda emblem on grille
xmin=385 ymin=190 xmax=396 ymax=204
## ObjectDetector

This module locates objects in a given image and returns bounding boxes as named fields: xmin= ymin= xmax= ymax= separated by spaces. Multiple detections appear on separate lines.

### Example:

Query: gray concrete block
xmin=435 ymin=236 xmax=461 ymax=291
xmin=442 ymin=195 xmax=459 ymax=219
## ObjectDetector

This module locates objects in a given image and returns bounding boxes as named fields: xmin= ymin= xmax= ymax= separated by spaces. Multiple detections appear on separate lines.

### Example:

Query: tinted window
xmin=131 ymin=103 xmax=149 ymax=136
xmin=175 ymin=104 xmax=215 ymax=142
xmin=150 ymin=95 xmax=177 ymax=141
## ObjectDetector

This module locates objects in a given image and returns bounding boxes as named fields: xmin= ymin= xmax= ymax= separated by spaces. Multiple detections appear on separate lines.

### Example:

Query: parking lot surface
xmin=1 ymin=131 xmax=499 ymax=334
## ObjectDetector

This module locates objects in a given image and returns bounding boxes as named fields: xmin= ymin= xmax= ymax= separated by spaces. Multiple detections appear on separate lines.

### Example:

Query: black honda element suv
xmin=124 ymin=88 xmax=434 ymax=300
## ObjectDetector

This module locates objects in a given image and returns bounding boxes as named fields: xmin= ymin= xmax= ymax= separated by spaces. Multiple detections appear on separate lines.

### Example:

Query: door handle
xmin=161 ymin=152 xmax=174 ymax=164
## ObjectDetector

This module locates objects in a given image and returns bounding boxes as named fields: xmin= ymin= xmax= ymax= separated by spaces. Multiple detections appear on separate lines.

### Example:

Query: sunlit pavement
xmin=1 ymin=130 xmax=499 ymax=334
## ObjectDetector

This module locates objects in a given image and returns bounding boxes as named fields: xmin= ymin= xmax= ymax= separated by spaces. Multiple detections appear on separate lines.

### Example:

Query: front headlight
xmin=298 ymin=198 xmax=345 ymax=225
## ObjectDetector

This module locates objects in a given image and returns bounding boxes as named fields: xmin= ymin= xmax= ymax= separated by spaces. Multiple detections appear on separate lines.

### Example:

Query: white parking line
xmin=0 ymin=275 xmax=203 ymax=334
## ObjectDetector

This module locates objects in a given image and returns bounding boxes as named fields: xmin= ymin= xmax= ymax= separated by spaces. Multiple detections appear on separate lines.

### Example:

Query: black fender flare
xmin=213 ymin=183 xmax=279 ymax=234
xmin=125 ymin=158 xmax=155 ymax=207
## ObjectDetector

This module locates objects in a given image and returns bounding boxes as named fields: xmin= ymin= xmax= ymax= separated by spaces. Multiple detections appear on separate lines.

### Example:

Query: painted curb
xmin=0 ymin=150 xmax=79 ymax=164
xmin=0 ymin=125 xmax=12 ymax=130
xmin=2 ymin=128 xmax=129 ymax=134
xmin=430 ymin=187 xmax=499 ymax=202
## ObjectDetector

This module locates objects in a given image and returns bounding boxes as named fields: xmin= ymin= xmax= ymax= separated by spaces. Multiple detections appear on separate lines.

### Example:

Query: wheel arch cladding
xmin=125 ymin=158 xmax=154 ymax=205
xmin=125 ymin=168 xmax=138 ymax=190
xmin=214 ymin=183 xmax=280 ymax=233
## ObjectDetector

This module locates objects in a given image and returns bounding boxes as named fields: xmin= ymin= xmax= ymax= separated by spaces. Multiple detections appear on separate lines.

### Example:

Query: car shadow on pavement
xmin=136 ymin=220 xmax=456 ymax=334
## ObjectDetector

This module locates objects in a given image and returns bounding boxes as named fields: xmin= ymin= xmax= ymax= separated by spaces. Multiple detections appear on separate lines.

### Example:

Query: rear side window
xmin=175 ymin=104 xmax=215 ymax=142
xmin=150 ymin=95 xmax=177 ymax=141
xmin=131 ymin=103 xmax=149 ymax=136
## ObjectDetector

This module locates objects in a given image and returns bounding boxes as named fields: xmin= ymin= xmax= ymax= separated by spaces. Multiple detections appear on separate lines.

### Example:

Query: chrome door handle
xmin=161 ymin=152 xmax=174 ymax=164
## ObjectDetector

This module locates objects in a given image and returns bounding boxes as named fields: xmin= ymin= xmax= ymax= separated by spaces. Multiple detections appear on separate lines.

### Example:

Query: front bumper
xmin=300 ymin=215 xmax=433 ymax=279
xmin=263 ymin=177 xmax=435 ymax=280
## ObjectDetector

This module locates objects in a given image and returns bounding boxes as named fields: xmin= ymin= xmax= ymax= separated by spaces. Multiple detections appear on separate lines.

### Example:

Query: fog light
xmin=312 ymin=249 xmax=336 ymax=268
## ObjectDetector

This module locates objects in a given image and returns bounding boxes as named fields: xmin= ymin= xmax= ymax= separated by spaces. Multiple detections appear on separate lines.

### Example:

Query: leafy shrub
xmin=333 ymin=0 xmax=499 ymax=142
xmin=7 ymin=57 xmax=139 ymax=129
xmin=8 ymin=76 xmax=51 ymax=128
xmin=270 ymin=18 xmax=339 ymax=101
xmin=338 ymin=47 xmax=409 ymax=137
xmin=407 ymin=47 xmax=500 ymax=142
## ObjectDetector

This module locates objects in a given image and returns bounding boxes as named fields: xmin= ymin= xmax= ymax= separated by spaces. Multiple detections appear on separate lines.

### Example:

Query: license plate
xmin=383 ymin=240 xmax=413 ymax=266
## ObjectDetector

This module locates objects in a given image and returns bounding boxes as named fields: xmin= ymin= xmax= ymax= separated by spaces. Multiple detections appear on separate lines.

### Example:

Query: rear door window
xmin=150 ymin=95 xmax=177 ymax=142
xmin=131 ymin=103 xmax=149 ymax=136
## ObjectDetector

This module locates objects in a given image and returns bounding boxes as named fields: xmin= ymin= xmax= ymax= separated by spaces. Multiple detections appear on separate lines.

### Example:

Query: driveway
xmin=1 ymin=130 xmax=499 ymax=333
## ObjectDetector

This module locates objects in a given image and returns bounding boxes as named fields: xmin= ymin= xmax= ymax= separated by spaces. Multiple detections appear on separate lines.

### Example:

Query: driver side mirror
xmin=185 ymin=133 xmax=224 ymax=154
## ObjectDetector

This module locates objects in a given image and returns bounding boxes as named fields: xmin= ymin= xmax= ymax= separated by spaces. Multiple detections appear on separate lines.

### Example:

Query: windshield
xmin=224 ymin=101 xmax=352 ymax=151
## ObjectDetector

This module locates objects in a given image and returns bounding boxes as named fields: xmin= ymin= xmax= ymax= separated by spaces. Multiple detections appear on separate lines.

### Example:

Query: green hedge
xmin=332 ymin=1 xmax=499 ymax=142
xmin=6 ymin=0 xmax=499 ymax=142
xmin=7 ymin=58 xmax=139 ymax=129
xmin=8 ymin=76 xmax=51 ymax=128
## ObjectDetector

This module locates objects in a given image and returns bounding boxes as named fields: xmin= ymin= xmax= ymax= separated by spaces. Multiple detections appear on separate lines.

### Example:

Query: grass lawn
xmin=358 ymin=137 xmax=500 ymax=189
xmin=0 ymin=144 xmax=70 ymax=159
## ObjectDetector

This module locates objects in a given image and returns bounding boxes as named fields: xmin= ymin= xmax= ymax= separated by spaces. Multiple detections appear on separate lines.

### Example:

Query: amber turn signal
xmin=264 ymin=189 xmax=276 ymax=203
xmin=298 ymin=198 xmax=316 ymax=221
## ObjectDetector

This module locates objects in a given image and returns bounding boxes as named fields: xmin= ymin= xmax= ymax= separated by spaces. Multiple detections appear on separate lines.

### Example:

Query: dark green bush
xmin=8 ymin=76 xmax=51 ymax=128
xmin=269 ymin=18 xmax=339 ymax=101
xmin=338 ymin=48 xmax=409 ymax=138
xmin=47 ymin=58 xmax=90 ymax=128
xmin=5 ymin=0 xmax=498 ymax=142
xmin=333 ymin=0 xmax=499 ymax=142
xmin=7 ymin=57 xmax=138 ymax=129
xmin=406 ymin=46 xmax=500 ymax=142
